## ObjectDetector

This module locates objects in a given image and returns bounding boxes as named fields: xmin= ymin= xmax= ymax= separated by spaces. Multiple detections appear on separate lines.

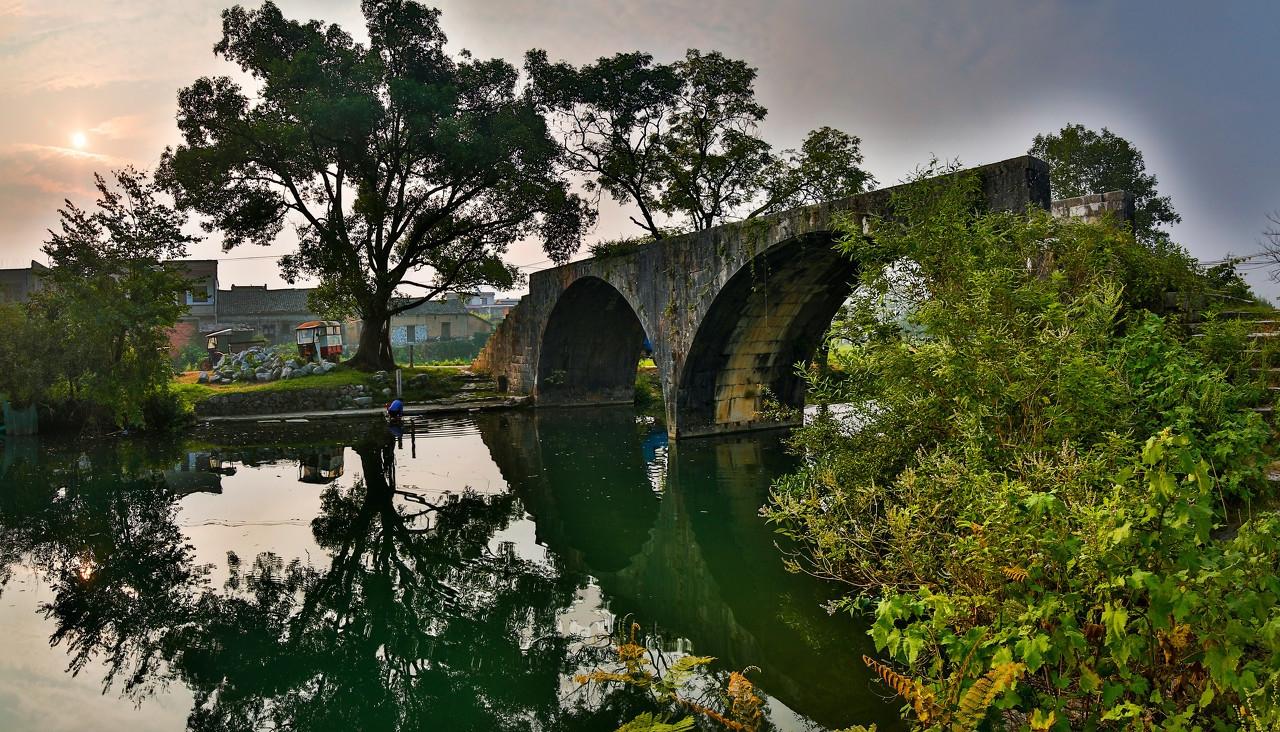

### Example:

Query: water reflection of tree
xmin=175 ymin=437 xmax=596 ymax=730
xmin=0 ymin=435 xmax=657 ymax=730
xmin=0 ymin=444 xmax=209 ymax=701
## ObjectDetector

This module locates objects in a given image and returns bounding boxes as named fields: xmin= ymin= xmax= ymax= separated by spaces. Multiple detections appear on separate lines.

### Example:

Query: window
xmin=405 ymin=324 xmax=416 ymax=343
xmin=440 ymin=321 xmax=451 ymax=339
xmin=186 ymin=286 xmax=212 ymax=305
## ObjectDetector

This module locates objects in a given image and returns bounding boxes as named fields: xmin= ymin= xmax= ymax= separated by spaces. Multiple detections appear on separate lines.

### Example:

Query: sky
xmin=1 ymin=0 xmax=1278 ymax=298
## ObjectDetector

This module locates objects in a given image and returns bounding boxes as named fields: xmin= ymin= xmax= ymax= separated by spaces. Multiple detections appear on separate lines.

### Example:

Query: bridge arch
xmin=674 ymin=232 xmax=857 ymax=436
xmin=535 ymin=276 xmax=650 ymax=407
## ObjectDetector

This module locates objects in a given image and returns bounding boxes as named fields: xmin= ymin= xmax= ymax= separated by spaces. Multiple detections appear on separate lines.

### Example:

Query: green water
xmin=0 ymin=407 xmax=900 ymax=731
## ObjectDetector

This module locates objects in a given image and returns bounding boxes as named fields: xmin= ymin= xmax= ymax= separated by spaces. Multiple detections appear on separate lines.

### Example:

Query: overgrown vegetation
xmin=575 ymin=622 xmax=767 ymax=732
xmin=0 ymin=169 xmax=195 ymax=433
xmin=634 ymin=366 xmax=665 ymax=425
xmin=766 ymin=166 xmax=1280 ymax=730
xmin=391 ymin=332 xmax=491 ymax=365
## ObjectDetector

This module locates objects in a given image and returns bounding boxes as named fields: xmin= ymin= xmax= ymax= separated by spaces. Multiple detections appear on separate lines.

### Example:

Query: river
xmin=0 ymin=407 xmax=901 ymax=731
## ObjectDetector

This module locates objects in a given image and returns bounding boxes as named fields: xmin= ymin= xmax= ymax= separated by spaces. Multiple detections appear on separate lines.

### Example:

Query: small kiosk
xmin=295 ymin=321 xmax=345 ymax=364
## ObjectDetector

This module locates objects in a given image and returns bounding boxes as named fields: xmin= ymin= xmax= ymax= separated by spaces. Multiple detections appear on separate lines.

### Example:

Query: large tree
xmin=530 ymin=50 xmax=871 ymax=240
xmin=161 ymin=1 xmax=592 ymax=371
xmin=1030 ymin=123 xmax=1180 ymax=245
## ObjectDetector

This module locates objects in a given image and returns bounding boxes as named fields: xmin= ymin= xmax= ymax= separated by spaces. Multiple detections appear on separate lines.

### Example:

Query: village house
xmin=387 ymin=296 xmax=495 ymax=344
xmin=446 ymin=290 xmax=522 ymax=322
xmin=0 ymin=261 xmax=48 ymax=303
xmin=1 ymin=258 xmax=495 ymax=354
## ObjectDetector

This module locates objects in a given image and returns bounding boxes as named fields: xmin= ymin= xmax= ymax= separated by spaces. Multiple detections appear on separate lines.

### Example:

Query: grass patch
xmin=173 ymin=365 xmax=464 ymax=410
xmin=634 ymin=366 xmax=664 ymax=424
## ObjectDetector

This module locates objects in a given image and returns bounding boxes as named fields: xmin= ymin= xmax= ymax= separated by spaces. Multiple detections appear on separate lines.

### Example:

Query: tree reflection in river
xmin=0 ymin=411 xmax=900 ymax=731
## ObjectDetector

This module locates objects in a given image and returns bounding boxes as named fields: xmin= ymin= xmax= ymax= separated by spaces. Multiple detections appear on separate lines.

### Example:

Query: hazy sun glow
xmin=70 ymin=131 xmax=87 ymax=149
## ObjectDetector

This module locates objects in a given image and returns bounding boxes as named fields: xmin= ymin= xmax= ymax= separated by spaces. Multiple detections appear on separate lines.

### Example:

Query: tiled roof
xmin=391 ymin=297 xmax=469 ymax=315
xmin=218 ymin=286 xmax=316 ymax=316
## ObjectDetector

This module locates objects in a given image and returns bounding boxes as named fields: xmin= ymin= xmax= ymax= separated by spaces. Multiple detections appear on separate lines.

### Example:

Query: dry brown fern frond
xmin=862 ymin=655 xmax=940 ymax=723
xmin=727 ymin=670 xmax=764 ymax=727
xmin=1001 ymin=566 xmax=1030 ymax=582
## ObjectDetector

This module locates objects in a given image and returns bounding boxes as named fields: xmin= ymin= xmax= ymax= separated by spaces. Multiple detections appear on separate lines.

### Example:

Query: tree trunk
xmin=347 ymin=310 xmax=396 ymax=372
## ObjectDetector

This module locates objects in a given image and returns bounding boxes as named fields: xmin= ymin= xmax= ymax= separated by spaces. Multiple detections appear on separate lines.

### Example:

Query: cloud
xmin=88 ymin=113 xmax=149 ymax=141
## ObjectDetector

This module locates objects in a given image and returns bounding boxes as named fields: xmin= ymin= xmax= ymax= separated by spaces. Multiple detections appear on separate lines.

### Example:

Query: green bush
xmin=173 ymin=342 xmax=209 ymax=371
xmin=766 ymin=166 xmax=1278 ymax=729
xmin=392 ymin=332 xmax=491 ymax=364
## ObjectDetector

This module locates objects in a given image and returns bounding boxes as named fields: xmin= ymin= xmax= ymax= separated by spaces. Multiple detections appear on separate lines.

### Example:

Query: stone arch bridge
xmin=475 ymin=155 xmax=1129 ymax=438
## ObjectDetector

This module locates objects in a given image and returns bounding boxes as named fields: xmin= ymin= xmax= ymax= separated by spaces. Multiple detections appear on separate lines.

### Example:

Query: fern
xmin=615 ymin=713 xmax=696 ymax=732
xmin=1001 ymin=566 xmax=1030 ymax=582
xmin=863 ymin=655 xmax=939 ymax=723
xmin=952 ymin=662 xmax=1026 ymax=730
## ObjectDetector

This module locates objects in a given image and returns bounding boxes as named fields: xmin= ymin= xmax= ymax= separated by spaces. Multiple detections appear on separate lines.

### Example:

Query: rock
xmin=320 ymin=361 xmax=337 ymax=374
xmin=272 ymin=368 xmax=282 ymax=381
xmin=353 ymin=396 xmax=373 ymax=408
xmin=381 ymin=388 xmax=391 ymax=397
xmin=256 ymin=370 xmax=273 ymax=382
xmin=197 ymin=371 xmax=209 ymax=384
xmin=281 ymin=367 xmax=293 ymax=380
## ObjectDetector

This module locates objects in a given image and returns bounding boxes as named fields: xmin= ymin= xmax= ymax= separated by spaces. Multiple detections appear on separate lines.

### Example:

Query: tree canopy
xmin=1030 ymin=123 xmax=1180 ymax=245
xmin=160 ymin=0 xmax=593 ymax=370
xmin=529 ymin=49 xmax=873 ymax=240
xmin=0 ymin=168 xmax=195 ymax=430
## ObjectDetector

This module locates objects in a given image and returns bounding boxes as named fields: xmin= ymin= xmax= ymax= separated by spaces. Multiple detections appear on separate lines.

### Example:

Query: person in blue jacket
xmin=386 ymin=398 xmax=404 ymax=421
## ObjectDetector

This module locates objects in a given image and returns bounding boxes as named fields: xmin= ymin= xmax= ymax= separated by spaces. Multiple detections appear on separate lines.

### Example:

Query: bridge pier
xmin=474 ymin=156 xmax=1053 ymax=438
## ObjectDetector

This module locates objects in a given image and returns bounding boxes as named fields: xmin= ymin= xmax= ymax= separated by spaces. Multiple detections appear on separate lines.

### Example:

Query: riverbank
xmin=175 ymin=364 xmax=501 ymax=418
xmin=194 ymin=394 xmax=530 ymax=423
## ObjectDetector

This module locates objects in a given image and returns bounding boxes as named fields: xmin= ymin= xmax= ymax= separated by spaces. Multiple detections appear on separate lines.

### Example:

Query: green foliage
xmin=173 ymin=342 xmax=210 ymax=371
xmin=655 ymin=49 xmax=771 ymax=232
xmin=753 ymin=126 xmax=876 ymax=215
xmin=634 ymin=367 xmax=664 ymax=425
xmin=767 ymin=167 xmax=1278 ymax=729
xmin=529 ymin=49 xmax=870 ymax=238
xmin=0 ymin=169 xmax=195 ymax=431
xmin=577 ymin=622 xmax=767 ymax=732
xmin=161 ymin=1 xmax=592 ymax=370
xmin=392 ymin=332 xmax=490 ymax=365
xmin=1030 ymin=123 xmax=1180 ymax=246
xmin=589 ymin=234 xmax=661 ymax=258
xmin=1202 ymin=259 xmax=1262 ymax=304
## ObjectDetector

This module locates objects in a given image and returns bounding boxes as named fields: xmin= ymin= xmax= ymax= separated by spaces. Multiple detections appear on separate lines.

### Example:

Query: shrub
xmin=766 ymin=166 xmax=1278 ymax=729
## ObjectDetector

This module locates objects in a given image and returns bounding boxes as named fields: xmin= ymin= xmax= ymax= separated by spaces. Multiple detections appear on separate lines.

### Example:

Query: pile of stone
xmin=196 ymin=344 xmax=339 ymax=385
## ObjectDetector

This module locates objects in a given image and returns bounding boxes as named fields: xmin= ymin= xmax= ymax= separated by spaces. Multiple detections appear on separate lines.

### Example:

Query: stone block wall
xmin=1050 ymin=191 xmax=1136 ymax=225
xmin=194 ymin=383 xmax=381 ymax=417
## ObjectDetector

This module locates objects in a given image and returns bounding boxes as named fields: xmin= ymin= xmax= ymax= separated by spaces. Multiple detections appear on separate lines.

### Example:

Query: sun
xmin=70 ymin=131 xmax=88 ymax=149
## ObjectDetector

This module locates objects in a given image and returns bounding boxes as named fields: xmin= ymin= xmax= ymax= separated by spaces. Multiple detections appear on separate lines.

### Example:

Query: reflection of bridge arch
xmin=477 ymin=156 xmax=1058 ymax=438
xmin=475 ymin=409 xmax=904 ymax=730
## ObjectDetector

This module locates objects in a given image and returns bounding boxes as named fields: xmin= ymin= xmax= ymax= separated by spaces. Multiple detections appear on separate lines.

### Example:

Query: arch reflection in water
xmin=479 ymin=407 xmax=901 ymax=731
xmin=0 ymin=412 xmax=900 ymax=731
